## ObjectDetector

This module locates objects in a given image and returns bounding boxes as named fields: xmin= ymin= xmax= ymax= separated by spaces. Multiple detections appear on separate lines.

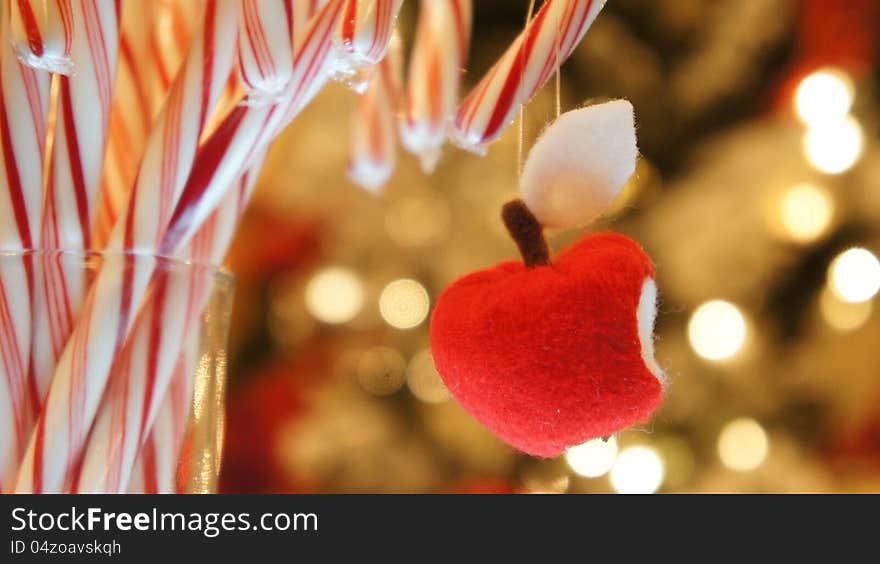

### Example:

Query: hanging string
xmin=517 ymin=0 xmax=537 ymax=177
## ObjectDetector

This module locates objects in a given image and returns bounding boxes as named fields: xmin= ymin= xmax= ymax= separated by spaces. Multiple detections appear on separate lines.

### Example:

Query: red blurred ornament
xmin=227 ymin=205 xmax=325 ymax=280
xmin=220 ymin=344 xmax=337 ymax=493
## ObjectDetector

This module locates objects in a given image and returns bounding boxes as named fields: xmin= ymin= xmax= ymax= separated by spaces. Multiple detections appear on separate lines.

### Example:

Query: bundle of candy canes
xmin=0 ymin=0 xmax=608 ymax=493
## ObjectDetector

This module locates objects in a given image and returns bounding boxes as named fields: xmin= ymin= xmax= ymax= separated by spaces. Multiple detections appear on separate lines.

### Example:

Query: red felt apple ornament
xmin=430 ymin=101 xmax=665 ymax=457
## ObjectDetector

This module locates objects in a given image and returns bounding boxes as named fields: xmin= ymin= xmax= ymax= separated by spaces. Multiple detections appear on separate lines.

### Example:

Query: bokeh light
xmin=407 ymin=349 xmax=451 ymax=403
xmin=610 ymin=446 xmax=664 ymax=494
xmin=688 ymin=300 xmax=747 ymax=361
xmin=778 ymin=183 xmax=833 ymax=243
xmin=794 ymin=69 xmax=854 ymax=126
xmin=820 ymin=287 xmax=873 ymax=332
xmin=357 ymin=348 xmax=407 ymax=396
xmin=717 ymin=418 xmax=769 ymax=472
xmin=828 ymin=248 xmax=880 ymax=303
xmin=803 ymin=115 xmax=864 ymax=174
xmin=565 ymin=437 xmax=618 ymax=478
xmin=379 ymin=279 xmax=430 ymax=329
xmin=304 ymin=267 xmax=365 ymax=324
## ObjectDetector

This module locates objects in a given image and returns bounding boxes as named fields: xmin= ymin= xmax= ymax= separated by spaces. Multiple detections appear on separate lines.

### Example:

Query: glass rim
xmin=0 ymin=248 xmax=234 ymax=286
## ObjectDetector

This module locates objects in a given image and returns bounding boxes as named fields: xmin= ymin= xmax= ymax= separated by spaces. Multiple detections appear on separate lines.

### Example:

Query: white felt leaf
xmin=520 ymin=100 xmax=638 ymax=229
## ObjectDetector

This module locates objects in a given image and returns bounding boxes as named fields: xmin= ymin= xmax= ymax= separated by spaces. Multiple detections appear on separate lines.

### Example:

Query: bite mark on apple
xmin=637 ymin=277 xmax=665 ymax=386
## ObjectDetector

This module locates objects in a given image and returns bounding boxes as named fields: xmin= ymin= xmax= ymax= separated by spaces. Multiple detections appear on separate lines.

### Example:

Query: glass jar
xmin=0 ymin=250 xmax=233 ymax=494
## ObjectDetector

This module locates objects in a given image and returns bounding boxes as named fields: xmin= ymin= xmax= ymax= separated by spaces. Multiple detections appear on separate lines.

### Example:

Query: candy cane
xmin=18 ymin=0 xmax=343 ymax=493
xmin=72 ymin=255 xmax=201 ymax=493
xmin=125 ymin=157 xmax=264 ymax=494
xmin=42 ymin=0 xmax=120 ymax=249
xmin=9 ymin=0 xmax=74 ymax=74
xmin=92 ymin=1 xmax=158 ymax=250
xmin=15 ymin=0 xmax=238 ymax=494
xmin=40 ymin=0 xmax=119 ymax=251
xmin=400 ymin=0 xmax=471 ymax=172
xmin=0 ymin=15 xmax=49 ymax=491
xmin=148 ymin=0 xmax=206 ymax=113
xmin=157 ymin=0 xmax=347 ymax=257
xmin=453 ymin=0 xmax=606 ymax=149
xmin=237 ymin=0 xmax=295 ymax=102
xmin=292 ymin=0 xmax=328 ymax=46
xmin=332 ymin=0 xmax=402 ymax=88
xmin=115 ymin=8 xmax=348 ymax=493
xmin=0 ymin=260 xmax=34 ymax=493
xmin=127 ymin=333 xmax=200 ymax=494
xmin=348 ymin=36 xmax=401 ymax=192
xmin=0 ymin=20 xmax=48 ymax=252
xmin=105 ymin=0 xmax=342 ymax=495
xmin=30 ymin=2 xmax=120 ymax=417
xmin=94 ymin=1 xmax=212 ymax=251
xmin=76 ymin=153 xmax=265 ymax=494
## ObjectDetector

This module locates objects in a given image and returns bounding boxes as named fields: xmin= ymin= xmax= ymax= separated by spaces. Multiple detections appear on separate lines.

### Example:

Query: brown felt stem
xmin=502 ymin=199 xmax=550 ymax=268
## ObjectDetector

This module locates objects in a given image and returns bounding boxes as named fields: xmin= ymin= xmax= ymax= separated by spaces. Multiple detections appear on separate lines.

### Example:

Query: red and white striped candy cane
xmin=332 ymin=0 xmax=402 ymax=88
xmin=31 ymin=1 xmax=120 ymax=414
xmin=148 ymin=0 xmax=206 ymax=113
xmin=71 ymin=254 xmax=204 ymax=493
xmin=0 ymin=17 xmax=49 ymax=492
xmin=157 ymin=0 xmax=347 ymax=257
xmin=118 ymin=11 xmax=347 ymax=493
xmin=14 ymin=0 xmax=239 ymax=494
xmin=40 ymin=0 xmax=119 ymax=251
xmin=71 ymin=0 xmax=341 ymax=493
xmin=0 ymin=262 xmax=35 ymax=493
xmin=104 ymin=0 xmax=238 ymax=255
xmin=338 ymin=0 xmax=402 ymax=66
xmin=453 ymin=0 xmax=606 ymax=149
xmin=237 ymin=0 xmax=296 ymax=101
xmin=21 ymin=0 xmax=343 ymax=493
xmin=92 ymin=1 xmax=158 ymax=250
xmin=94 ymin=1 xmax=213 ymax=250
xmin=123 ymin=2 xmax=348 ymax=488
xmin=400 ymin=0 xmax=471 ymax=172
xmin=9 ymin=0 xmax=74 ymax=73
xmin=75 ymin=151 xmax=266 ymax=494
xmin=348 ymin=36 xmax=401 ymax=193
xmin=126 ymin=157 xmax=264 ymax=494
xmin=127 ymin=333 xmax=200 ymax=494
xmin=292 ymin=0 xmax=328 ymax=47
